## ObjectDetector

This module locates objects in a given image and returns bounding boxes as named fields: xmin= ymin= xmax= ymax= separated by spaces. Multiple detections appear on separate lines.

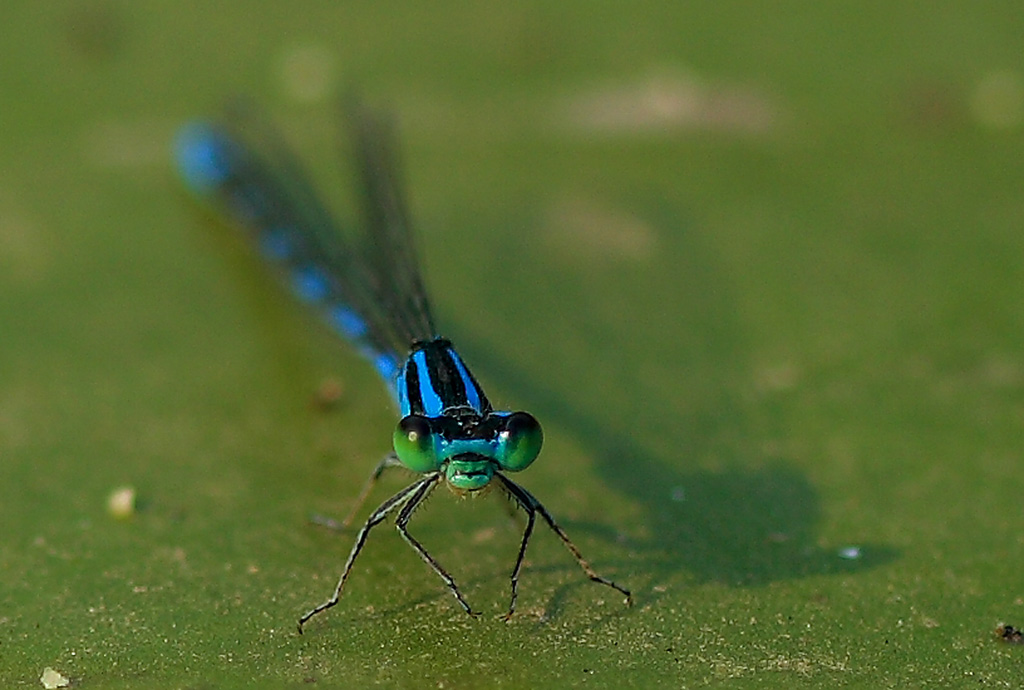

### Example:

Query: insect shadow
xmin=449 ymin=206 xmax=898 ymax=598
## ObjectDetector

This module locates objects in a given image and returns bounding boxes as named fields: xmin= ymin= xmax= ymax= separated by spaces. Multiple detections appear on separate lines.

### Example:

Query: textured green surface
xmin=3 ymin=2 xmax=1024 ymax=687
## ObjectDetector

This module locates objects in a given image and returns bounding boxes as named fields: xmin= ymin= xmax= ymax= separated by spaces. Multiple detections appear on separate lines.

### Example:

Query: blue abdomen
xmin=174 ymin=122 xmax=402 ymax=387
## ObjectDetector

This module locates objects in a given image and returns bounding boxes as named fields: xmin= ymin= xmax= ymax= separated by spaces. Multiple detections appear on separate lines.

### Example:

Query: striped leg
xmin=340 ymin=453 xmax=404 ymax=528
xmin=394 ymin=475 xmax=479 ymax=616
xmin=309 ymin=454 xmax=405 ymax=532
xmin=496 ymin=473 xmax=632 ymax=620
xmin=297 ymin=474 xmax=437 ymax=633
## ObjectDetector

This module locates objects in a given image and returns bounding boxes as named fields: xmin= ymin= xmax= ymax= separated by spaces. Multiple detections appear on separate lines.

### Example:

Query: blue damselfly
xmin=174 ymin=101 xmax=631 ymax=631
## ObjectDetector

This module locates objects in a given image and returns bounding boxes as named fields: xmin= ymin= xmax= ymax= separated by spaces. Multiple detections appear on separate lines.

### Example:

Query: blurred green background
xmin=2 ymin=2 xmax=1023 ymax=687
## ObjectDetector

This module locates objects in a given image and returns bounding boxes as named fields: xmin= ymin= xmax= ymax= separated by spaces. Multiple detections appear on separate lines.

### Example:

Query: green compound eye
xmin=393 ymin=415 xmax=440 ymax=473
xmin=497 ymin=412 xmax=543 ymax=472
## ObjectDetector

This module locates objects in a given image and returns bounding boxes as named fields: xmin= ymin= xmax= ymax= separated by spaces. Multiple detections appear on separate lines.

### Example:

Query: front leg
xmin=297 ymin=474 xmax=433 ymax=633
xmin=496 ymin=473 xmax=632 ymax=619
xmin=394 ymin=475 xmax=480 ymax=617
xmin=498 ymin=481 xmax=537 ymax=620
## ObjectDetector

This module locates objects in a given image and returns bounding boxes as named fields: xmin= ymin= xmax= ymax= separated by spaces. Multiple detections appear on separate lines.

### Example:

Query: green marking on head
xmin=445 ymin=457 xmax=495 ymax=491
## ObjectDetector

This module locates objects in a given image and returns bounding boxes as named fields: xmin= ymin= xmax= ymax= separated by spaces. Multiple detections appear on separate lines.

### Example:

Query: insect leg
xmin=297 ymin=474 xmax=435 ymax=633
xmin=496 ymin=474 xmax=632 ymax=616
xmin=496 ymin=477 xmax=537 ymax=620
xmin=394 ymin=474 xmax=479 ymax=616
xmin=339 ymin=452 xmax=404 ymax=528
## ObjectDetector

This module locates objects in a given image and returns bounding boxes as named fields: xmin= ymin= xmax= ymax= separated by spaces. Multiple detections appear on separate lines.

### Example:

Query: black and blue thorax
xmin=392 ymin=338 xmax=542 ymax=492
xmin=398 ymin=338 xmax=490 ymax=419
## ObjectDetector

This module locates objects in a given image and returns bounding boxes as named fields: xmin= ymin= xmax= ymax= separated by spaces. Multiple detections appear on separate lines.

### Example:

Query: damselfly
xmin=174 ymin=101 xmax=632 ymax=631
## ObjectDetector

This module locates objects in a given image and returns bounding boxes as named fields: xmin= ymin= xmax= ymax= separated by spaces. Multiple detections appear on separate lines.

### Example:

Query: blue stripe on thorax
xmin=412 ymin=347 xmax=444 ymax=415
xmin=447 ymin=349 xmax=482 ymax=412
xmin=398 ymin=340 xmax=490 ymax=418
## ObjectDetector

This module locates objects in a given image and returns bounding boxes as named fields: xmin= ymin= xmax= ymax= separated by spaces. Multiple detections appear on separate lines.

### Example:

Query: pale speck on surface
xmin=971 ymin=70 xmax=1024 ymax=130
xmin=40 ymin=667 xmax=69 ymax=689
xmin=277 ymin=44 xmax=337 ymax=104
xmin=545 ymin=198 xmax=656 ymax=262
xmin=106 ymin=485 xmax=136 ymax=519
xmin=560 ymin=69 xmax=778 ymax=135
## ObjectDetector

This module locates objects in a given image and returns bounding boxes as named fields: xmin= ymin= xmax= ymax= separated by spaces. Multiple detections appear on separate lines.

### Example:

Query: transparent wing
xmin=344 ymin=98 xmax=435 ymax=347
xmin=175 ymin=99 xmax=437 ymax=384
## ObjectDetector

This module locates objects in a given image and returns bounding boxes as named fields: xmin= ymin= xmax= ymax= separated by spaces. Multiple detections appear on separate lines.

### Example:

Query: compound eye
xmin=497 ymin=412 xmax=543 ymax=472
xmin=393 ymin=415 xmax=440 ymax=473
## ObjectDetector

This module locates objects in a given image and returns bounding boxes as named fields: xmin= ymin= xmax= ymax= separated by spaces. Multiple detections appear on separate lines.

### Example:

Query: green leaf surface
xmin=2 ymin=2 xmax=1023 ymax=687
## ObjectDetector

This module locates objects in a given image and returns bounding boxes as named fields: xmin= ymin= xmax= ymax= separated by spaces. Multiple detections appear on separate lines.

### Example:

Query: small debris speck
xmin=107 ymin=486 xmax=136 ymax=519
xmin=838 ymin=546 xmax=861 ymax=560
xmin=40 ymin=667 xmax=69 ymax=689
xmin=997 ymin=623 xmax=1024 ymax=643
xmin=313 ymin=377 xmax=344 ymax=409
